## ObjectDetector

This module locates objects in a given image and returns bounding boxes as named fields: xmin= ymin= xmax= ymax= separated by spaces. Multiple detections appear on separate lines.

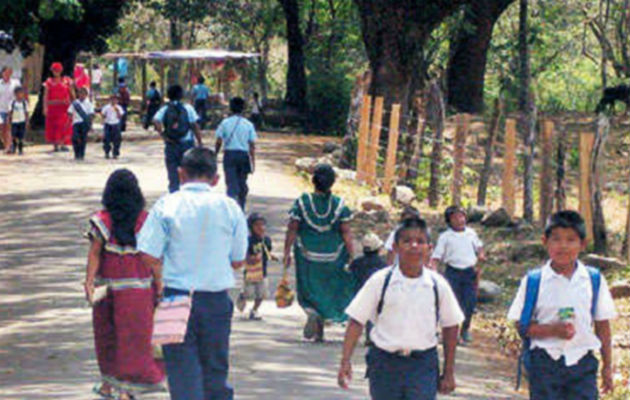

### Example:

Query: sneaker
xmin=303 ymin=311 xmax=318 ymax=339
xmin=461 ymin=331 xmax=473 ymax=344
xmin=249 ymin=310 xmax=262 ymax=321
xmin=236 ymin=293 xmax=246 ymax=312
xmin=105 ymin=153 xmax=110 ymax=159
xmin=59 ymin=146 xmax=70 ymax=152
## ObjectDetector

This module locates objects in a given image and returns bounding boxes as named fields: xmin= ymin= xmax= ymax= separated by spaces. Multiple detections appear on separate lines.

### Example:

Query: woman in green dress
xmin=283 ymin=164 xmax=357 ymax=341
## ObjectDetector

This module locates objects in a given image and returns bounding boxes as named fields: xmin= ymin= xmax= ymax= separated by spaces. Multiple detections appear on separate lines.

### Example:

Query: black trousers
xmin=103 ymin=123 xmax=122 ymax=157
xmin=72 ymin=123 xmax=89 ymax=159
xmin=223 ymin=150 xmax=251 ymax=209
xmin=194 ymin=99 xmax=207 ymax=129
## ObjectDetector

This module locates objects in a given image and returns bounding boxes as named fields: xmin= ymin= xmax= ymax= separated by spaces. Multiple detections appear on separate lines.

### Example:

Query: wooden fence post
xmin=579 ymin=131 xmax=595 ymax=245
xmin=451 ymin=113 xmax=470 ymax=206
xmin=367 ymin=96 xmax=384 ymax=185
xmin=356 ymin=95 xmax=372 ymax=182
xmin=502 ymin=118 xmax=517 ymax=217
xmin=540 ymin=120 xmax=554 ymax=225
xmin=384 ymin=104 xmax=401 ymax=194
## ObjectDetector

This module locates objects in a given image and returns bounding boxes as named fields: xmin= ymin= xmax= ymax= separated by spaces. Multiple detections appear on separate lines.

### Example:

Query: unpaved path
xmin=0 ymin=129 xmax=525 ymax=399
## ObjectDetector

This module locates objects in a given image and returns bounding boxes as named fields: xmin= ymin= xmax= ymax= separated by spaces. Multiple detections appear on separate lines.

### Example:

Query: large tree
xmin=278 ymin=0 xmax=308 ymax=111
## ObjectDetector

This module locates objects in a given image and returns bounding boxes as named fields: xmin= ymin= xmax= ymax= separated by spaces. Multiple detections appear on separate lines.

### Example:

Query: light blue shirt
xmin=215 ymin=115 xmax=257 ymax=152
xmin=137 ymin=183 xmax=248 ymax=292
xmin=192 ymin=84 xmax=210 ymax=100
xmin=153 ymin=101 xmax=199 ymax=143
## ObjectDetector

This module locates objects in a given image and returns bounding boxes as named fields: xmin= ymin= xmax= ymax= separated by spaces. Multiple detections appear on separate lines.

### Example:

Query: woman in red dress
xmin=43 ymin=62 xmax=74 ymax=152
xmin=84 ymin=169 xmax=165 ymax=400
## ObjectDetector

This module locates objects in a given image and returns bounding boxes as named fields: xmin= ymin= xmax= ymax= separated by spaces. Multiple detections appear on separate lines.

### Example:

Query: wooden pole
xmin=113 ymin=58 xmax=118 ymax=93
xmin=88 ymin=55 xmax=94 ymax=101
xmin=451 ymin=113 xmax=470 ymax=206
xmin=159 ymin=60 xmax=165 ymax=96
xmin=356 ymin=95 xmax=372 ymax=182
xmin=540 ymin=120 xmax=554 ymax=225
xmin=579 ymin=131 xmax=595 ymax=245
xmin=502 ymin=118 xmax=517 ymax=217
xmin=384 ymin=104 xmax=401 ymax=194
xmin=141 ymin=59 xmax=147 ymax=106
xmin=367 ymin=96 xmax=384 ymax=185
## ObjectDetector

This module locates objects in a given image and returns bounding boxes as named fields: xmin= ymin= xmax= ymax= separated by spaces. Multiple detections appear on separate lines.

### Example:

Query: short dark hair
xmin=394 ymin=216 xmax=431 ymax=244
xmin=198 ymin=76 xmax=205 ymax=84
xmin=167 ymin=84 xmax=184 ymax=101
xmin=400 ymin=206 xmax=420 ymax=221
xmin=312 ymin=164 xmax=336 ymax=193
xmin=180 ymin=147 xmax=217 ymax=179
xmin=253 ymin=92 xmax=259 ymax=98
xmin=247 ymin=212 xmax=266 ymax=229
xmin=13 ymin=86 xmax=23 ymax=94
xmin=230 ymin=97 xmax=245 ymax=114
xmin=118 ymin=77 xmax=125 ymax=84
xmin=149 ymin=81 xmax=156 ymax=87
xmin=444 ymin=205 xmax=466 ymax=227
xmin=544 ymin=210 xmax=586 ymax=240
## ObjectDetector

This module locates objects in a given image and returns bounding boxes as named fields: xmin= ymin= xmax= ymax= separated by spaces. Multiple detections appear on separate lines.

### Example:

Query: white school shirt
xmin=91 ymin=68 xmax=103 ymax=84
xmin=431 ymin=227 xmax=482 ymax=269
xmin=507 ymin=260 xmax=617 ymax=366
xmin=10 ymin=100 xmax=27 ymax=123
xmin=67 ymin=99 xmax=94 ymax=125
xmin=0 ymin=78 xmax=20 ymax=113
xmin=101 ymin=104 xmax=124 ymax=125
xmin=345 ymin=265 xmax=464 ymax=353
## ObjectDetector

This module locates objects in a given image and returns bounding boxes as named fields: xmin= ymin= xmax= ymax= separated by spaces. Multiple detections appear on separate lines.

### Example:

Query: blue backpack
xmin=516 ymin=266 xmax=601 ymax=389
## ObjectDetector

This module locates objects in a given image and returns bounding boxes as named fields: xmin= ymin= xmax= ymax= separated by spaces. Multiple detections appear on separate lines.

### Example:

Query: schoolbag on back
xmin=515 ymin=266 xmax=601 ymax=389
xmin=163 ymin=102 xmax=190 ymax=141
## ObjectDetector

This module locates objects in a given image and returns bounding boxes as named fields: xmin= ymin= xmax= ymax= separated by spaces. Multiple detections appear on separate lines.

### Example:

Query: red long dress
xmin=44 ymin=77 xmax=73 ymax=145
xmin=88 ymin=210 xmax=165 ymax=395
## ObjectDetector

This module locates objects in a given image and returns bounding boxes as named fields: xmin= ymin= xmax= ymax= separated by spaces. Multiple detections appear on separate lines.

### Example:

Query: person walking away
xmin=85 ymin=169 xmax=165 ymax=400
xmin=283 ymin=164 xmax=357 ymax=342
xmin=44 ymin=62 xmax=74 ymax=152
xmin=191 ymin=76 xmax=210 ymax=129
xmin=215 ymin=97 xmax=256 ymax=209
xmin=138 ymin=148 xmax=248 ymax=400
xmin=100 ymin=95 xmax=124 ymax=159
xmin=153 ymin=84 xmax=203 ymax=193
xmin=117 ymin=78 xmax=131 ymax=132
xmin=338 ymin=217 xmax=464 ymax=400
xmin=67 ymin=87 xmax=94 ymax=160
xmin=91 ymin=64 xmax=103 ymax=99
xmin=143 ymin=81 xmax=161 ymax=130
xmin=250 ymin=92 xmax=264 ymax=131
xmin=236 ymin=213 xmax=277 ymax=320
xmin=429 ymin=205 xmax=486 ymax=345
xmin=507 ymin=210 xmax=617 ymax=399
xmin=0 ymin=66 xmax=21 ymax=153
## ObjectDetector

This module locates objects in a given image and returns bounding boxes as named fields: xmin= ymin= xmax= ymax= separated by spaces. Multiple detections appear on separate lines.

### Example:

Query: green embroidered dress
xmin=289 ymin=193 xmax=358 ymax=322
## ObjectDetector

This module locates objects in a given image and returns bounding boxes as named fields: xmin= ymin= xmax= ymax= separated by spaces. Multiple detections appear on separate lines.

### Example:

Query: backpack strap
xmin=431 ymin=276 xmax=440 ymax=337
xmin=586 ymin=266 xmax=601 ymax=318
xmin=376 ymin=267 xmax=394 ymax=315
xmin=518 ymin=268 xmax=542 ymax=338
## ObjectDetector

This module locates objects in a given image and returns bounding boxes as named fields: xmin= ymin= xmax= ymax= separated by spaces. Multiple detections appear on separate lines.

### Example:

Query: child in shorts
xmin=8 ymin=86 xmax=28 ymax=155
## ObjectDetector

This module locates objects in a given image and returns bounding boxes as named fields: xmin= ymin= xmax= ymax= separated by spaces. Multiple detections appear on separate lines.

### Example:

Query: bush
xmin=306 ymin=67 xmax=352 ymax=136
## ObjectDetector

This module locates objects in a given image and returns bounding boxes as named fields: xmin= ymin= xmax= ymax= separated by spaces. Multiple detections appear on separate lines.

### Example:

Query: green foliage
xmin=306 ymin=66 xmax=352 ymax=135
xmin=38 ymin=0 xmax=82 ymax=20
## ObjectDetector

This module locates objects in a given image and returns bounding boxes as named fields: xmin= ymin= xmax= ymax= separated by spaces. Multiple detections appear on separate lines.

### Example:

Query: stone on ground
xmin=582 ymin=254 xmax=627 ymax=271
xmin=481 ymin=208 xmax=512 ymax=227
xmin=322 ymin=141 xmax=340 ymax=154
xmin=610 ymin=281 xmax=630 ymax=299
xmin=359 ymin=196 xmax=386 ymax=212
xmin=393 ymin=185 xmax=415 ymax=205
xmin=478 ymin=280 xmax=502 ymax=303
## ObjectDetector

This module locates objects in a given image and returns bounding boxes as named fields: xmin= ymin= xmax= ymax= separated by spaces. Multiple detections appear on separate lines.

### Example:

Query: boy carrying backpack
xmin=507 ymin=210 xmax=617 ymax=399
xmin=153 ymin=84 xmax=203 ymax=192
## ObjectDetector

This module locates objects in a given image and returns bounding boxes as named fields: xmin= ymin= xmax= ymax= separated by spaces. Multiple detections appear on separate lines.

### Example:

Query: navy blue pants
xmin=223 ymin=150 xmax=251 ymax=209
xmin=194 ymin=99 xmax=207 ymax=129
xmin=72 ymin=123 xmax=89 ymax=159
xmin=162 ymin=288 xmax=234 ymax=400
xmin=103 ymin=123 xmax=121 ymax=157
xmin=367 ymin=347 xmax=439 ymax=400
xmin=528 ymin=349 xmax=598 ymax=400
xmin=165 ymin=140 xmax=194 ymax=192
xmin=445 ymin=266 xmax=477 ymax=334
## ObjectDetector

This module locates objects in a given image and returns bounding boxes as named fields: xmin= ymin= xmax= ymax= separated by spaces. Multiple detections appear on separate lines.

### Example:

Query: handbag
xmin=274 ymin=268 xmax=295 ymax=309
xmin=151 ymin=292 xmax=193 ymax=346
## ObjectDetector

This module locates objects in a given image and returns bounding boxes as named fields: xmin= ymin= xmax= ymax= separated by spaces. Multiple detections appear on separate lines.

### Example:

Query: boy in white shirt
xmin=507 ymin=210 xmax=616 ymax=399
xmin=8 ymin=86 xmax=28 ymax=155
xmin=430 ymin=205 xmax=485 ymax=344
xmin=384 ymin=206 xmax=420 ymax=265
xmin=100 ymin=95 xmax=124 ymax=159
xmin=338 ymin=217 xmax=464 ymax=400
xmin=67 ymin=87 xmax=94 ymax=160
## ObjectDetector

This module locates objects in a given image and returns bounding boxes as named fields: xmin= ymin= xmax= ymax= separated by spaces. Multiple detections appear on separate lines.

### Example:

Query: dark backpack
xmin=515 ymin=266 xmax=601 ymax=389
xmin=163 ymin=102 xmax=190 ymax=141
xmin=118 ymin=86 xmax=131 ymax=105
xmin=149 ymin=90 xmax=161 ymax=107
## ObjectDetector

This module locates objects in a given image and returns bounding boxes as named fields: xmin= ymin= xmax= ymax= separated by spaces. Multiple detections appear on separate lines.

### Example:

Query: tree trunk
xmin=447 ymin=0 xmax=514 ymax=114
xmin=257 ymin=41 xmax=270 ymax=101
xmin=518 ymin=0 xmax=536 ymax=223
xmin=623 ymin=168 xmax=630 ymax=260
xmin=477 ymin=95 xmax=503 ymax=206
xmin=591 ymin=115 xmax=609 ymax=254
xmin=279 ymin=0 xmax=307 ymax=112
xmin=168 ymin=18 xmax=183 ymax=85
xmin=555 ymin=123 xmax=567 ymax=211
xmin=427 ymin=81 xmax=445 ymax=208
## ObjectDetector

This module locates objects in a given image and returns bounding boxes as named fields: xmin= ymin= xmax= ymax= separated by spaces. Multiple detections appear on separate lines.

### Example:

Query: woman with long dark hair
xmin=84 ymin=169 xmax=164 ymax=399
xmin=283 ymin=164 xmax=357 ymax=342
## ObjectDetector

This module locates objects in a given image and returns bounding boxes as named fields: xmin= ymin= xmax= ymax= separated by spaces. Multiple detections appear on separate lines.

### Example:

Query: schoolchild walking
xmin=7 ymin=86 xmax=28 ymax=155
xmin=338 ymin=217 xmax=464 ymax=400
xmin=507 ymin=210 xmax=617 ymax=399
xmin=191 ymin=76 xmax=210 ymax=129
xmin=67 ymin=87 xmax=94 ymax=160
xmin=100 ymin=95 xmax=124 ymax=159
xmin=430 ymin=205 xmax=485 ymax=345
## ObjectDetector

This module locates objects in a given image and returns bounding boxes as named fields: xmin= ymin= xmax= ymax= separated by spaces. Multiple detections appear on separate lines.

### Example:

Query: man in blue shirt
xmin=154 ymin=84 xmax=203 ymax=192
xmin=191 ymin=76 xmax=210 ymax=129
xmin=138 ymin=147 xmax=248 ymax=400
xmin=215 ymin=97 xmax=257 ymax=209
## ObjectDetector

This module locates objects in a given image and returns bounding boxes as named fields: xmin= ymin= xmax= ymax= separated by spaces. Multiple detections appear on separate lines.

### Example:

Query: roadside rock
xmin=467 ymin=206 xmax=488 ymax=224
xmin=360 ymin=197 xmax=386 ymax=212
xmin=610 ymin=281 xmax=630 ymax=299
xmin=478 ymin=280 xmax=502 ymax=303
xmin=481 ymin=208 xmax=512 ymax=227
xmin=582 ymin=254 xmax=626 ymax=271
xmin=393 ymin=185 xmax=415 ymax=205
xmin=323 ymin=141 xmax=340 ymax=154
xmin=510 ymin=242 xmax=547 ymax=263
xmin=334 ymin=167 xmax=356 ymax=181
xmin=295 ymin=157 xmax=318 ymax=173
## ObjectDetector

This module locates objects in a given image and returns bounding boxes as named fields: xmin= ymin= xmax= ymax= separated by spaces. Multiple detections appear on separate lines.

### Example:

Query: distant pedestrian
xmin=85 ymin=169 xmax=165 ymax=400
xmin=43 ymin=62 xmax=74 ymax=152
xmin=67 ymin=87 xmax=94 ymax=160
xmin=0 ymin=66 xmax=20 ymax=153
xmin=7 ymin=86 xmax=29 ymax=155
xmin=143 ymin=81 xmax=161 ymax=130
xmin=99 ymin=95 xmax=124 ymax=159
xmin=191 ymin=76 xmax=210 ymax=129
xmin=91 ymin=64 xmax=103 ymax=99
xmin=215 ymin=97 xmax=256 ymax=209
xmin=250 ymin=92 xmax=264 ymax=130
xmin=138 ymin=147 xmax=248 ymax=400
xmin=153 ymin=84 xmax=203 ymax=192
xmin=117 ymin=77 xmax=131 ymax=132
